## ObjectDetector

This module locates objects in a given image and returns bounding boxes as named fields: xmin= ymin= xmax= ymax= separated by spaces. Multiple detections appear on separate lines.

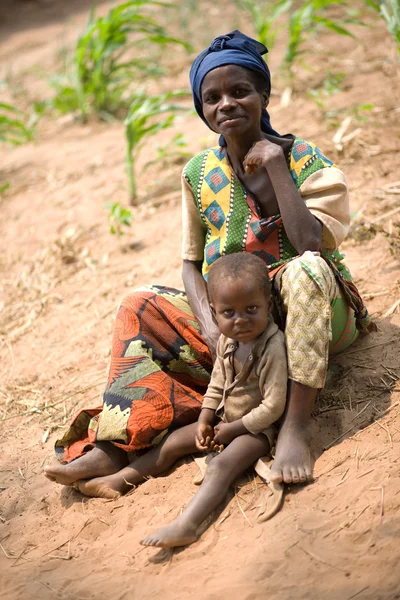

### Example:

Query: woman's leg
xmin=141 ymin=432 xmax=270 ymax=548
xmin=75 ymin=423 xmax=199 ymax=499
xmin=271 ymin=253 xmax=338 ymax=485
xmin=49 ymin=286 xmax=212 ymax=475
xmin=44 ymin=442 xmax=128 ymax=486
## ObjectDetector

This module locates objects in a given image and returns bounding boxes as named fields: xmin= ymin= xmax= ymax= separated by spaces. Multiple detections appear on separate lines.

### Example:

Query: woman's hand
xmin=243 ymin=139 xmax=284 ymax=175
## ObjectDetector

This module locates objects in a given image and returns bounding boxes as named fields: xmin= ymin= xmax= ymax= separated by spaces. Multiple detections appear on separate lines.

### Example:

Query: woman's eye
xmin=235 ymin=88 xmax=248 ymax=97
xmin=205 ymin=94 xmax=218 ymax=103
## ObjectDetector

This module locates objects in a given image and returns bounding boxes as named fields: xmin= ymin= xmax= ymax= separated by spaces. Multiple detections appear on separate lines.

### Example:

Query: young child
xmin=71 ymin=253 xmax=287 ymax=548
xmin=141 ymin=252 xmax=288 ymax=548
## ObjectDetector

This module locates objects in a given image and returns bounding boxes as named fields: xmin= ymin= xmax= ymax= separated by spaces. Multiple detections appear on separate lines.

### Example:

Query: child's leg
xmin=141 ymin=432 xmax=270 ymax=548
xmin=75 ymin=423 xmax=199 ymax=499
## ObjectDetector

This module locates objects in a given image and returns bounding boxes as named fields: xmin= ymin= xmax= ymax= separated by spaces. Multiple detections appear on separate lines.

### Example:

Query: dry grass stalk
xmin=356 ymin=469 xmax=374 ymax=479
xmin=0 ymin=542 xmax=13 ymax=559
xmin=336 ymin=504 xmax=370 ymax=534
xmin=382 ymin=297 xmax=400 ymax=318
xmin=235 ymin=488 xmax=253 ymax=528
xmin=0 ymin=226 xmax=96 ymax=342
xmin=0 ymin=379 xmax=103 ymax=422
xmin=298 ymin=545 xmax=345 ymax=572
xmin=346 ymin=586 xmax=370 ymax=600
xmin=352 ymin=402 xmax=399 ymax=440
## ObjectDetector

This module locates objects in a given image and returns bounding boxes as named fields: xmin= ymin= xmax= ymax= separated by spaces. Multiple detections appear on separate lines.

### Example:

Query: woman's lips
xmin=219 ymin=116 xmax=243 ymax=126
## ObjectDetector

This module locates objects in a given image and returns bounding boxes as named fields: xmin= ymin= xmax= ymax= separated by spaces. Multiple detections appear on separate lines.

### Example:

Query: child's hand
xmin=213 ymin=422 xmax=237 ymax=446
xmin=195 ymin=423 xmax=215 ymax=452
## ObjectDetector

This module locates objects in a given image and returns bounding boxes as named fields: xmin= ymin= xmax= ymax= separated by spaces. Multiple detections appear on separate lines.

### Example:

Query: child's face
xmin=211 ymin=277 xmax=271 ymax=343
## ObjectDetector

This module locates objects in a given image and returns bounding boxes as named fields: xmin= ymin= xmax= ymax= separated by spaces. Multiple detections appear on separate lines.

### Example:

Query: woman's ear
xmin=262 ymin=92 xmax=269 ymax=109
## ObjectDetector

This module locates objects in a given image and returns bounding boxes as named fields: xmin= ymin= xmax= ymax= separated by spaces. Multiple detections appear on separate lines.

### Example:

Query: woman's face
xmin=200 ymin=65 xmax=267 ymax=138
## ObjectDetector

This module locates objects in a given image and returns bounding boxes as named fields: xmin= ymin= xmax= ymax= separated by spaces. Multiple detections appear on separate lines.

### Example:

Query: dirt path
xmin=1 ymin=3 xmax=399 ymax=599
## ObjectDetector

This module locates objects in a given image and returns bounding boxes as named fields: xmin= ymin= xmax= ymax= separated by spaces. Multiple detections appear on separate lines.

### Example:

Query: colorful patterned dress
xmin=55 ymin=138 xmax=372 ymax=462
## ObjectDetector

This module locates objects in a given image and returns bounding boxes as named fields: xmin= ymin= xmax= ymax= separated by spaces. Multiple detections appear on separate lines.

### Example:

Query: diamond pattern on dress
xmin=253 ymin=249 xmax=278 ymax=265
xmin=205 ymin=238 xmax=221 ymax=265
xmin=213 ymin=147 xmax=226 ymax=161
xmin=204 ymin=167 xmax=230 ymax=194
xmin=291 ymin=141 xmax=312 ymax=161
xmin=204 ymin=200 xmax=226 ymax=230
xmin=250 ymin=219 xmax=278 ymax=243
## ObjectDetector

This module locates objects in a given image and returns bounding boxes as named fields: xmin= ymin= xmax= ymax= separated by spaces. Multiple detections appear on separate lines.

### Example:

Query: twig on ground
xmin=235 ymin=489 xmax=253 ymax=527
xmin=0 ymin=542 xmax=13 ymax=559
xmin=346 ymin=587 xmax=370 ymax=600
xmin=0 ymin=380 xmax=104 ymax=422
xmin=336 ymin=505 xmax=370 ymax=534
xmin=382 ymin=298 xmax=400 ymax=319
xmin=356 ymin=469 xmax=374 ymax=479
xmin=214 ymin=510 xmax=231 ymax=532
xmin=315 ymin=456 xmax=350 ymax=477
xmin=350 ymin=401 xmax=372 ymax=423
xmin=333 ymin=338 xmax=397 ymax=359
xmin=376 ymin=421 xmax=393 ymax=446
xmin=374 ymin=205 xmax=400 ymax=223
xmin=298 ymin=545 xmax=346 ymax=571
xmin=351 ymin=402 xmax=399 ymax=440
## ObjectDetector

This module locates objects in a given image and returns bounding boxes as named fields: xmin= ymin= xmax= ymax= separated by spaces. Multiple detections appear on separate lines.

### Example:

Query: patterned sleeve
xmin=289 ymin=138 xmax=350 ymax=251
xmin=300 ymin=168 xmax=350 ymax=251
xmin=181 ymin=174 xmax=206 ymax=261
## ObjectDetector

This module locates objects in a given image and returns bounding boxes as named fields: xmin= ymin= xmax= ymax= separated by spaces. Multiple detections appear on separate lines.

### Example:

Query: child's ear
xmin=210 ymin=304 xmax=218 ymax=325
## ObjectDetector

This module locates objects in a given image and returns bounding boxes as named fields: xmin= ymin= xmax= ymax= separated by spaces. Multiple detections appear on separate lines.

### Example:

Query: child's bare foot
xmin=74 ymin=473 xmax=129 ymax=499
xmin=44 ymin=443 xmax=127 ymax=486
xmin=270 ymin=422 xmax=314 ymax=484
xmin=141 ymin=518 xmax=198 ymax=549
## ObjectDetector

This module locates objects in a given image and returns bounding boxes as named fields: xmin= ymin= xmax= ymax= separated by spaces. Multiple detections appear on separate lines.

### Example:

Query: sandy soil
xmin=1 ymin=2 xmax=400 ymax=599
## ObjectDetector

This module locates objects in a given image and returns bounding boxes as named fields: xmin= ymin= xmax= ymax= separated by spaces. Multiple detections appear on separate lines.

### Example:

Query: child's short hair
xmin=207 ymin=253 xmax=271 ymax=303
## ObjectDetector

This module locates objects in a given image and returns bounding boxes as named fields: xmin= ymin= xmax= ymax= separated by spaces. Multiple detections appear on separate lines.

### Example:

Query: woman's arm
xmin=243 ymin=140 xmax=322 ymax=254
xmin=182 ymin=260 xmax=220 ymax=359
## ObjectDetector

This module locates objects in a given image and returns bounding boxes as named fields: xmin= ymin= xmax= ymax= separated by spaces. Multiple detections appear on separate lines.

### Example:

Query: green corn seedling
xmin=105 ymin=201 xmax=133 ymax=236
xmin=51 ymin=1 xmax=192 ymax=121
xmin=283 ymin=0 xmax=360 ymax=77
xmin=124 ymin=90 xmax=188 ymax=204
xmin=367 ymin=0 xmax=400 ymax=53
xmin=0 ymin=102 xmax=34 ymax=145
xmin=234 ymin=0 xmax=292 ymax=49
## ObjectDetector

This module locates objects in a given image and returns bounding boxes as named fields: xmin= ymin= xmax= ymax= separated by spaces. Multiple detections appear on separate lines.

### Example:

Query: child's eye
xmin=247 ymin=306 xmax=257 ymax=313
xmin=223 ymin=309 xmax=234 ymax=317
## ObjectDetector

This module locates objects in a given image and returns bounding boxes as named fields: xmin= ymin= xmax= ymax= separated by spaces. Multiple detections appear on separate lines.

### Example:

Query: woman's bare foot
xmin=270 ymin=422 xmax=314 ymax=484
xmin=141 ymin=517 xmax=198 ymax=549
xmin=74 ymin=472 xmax=130 ymax=499
xmin=44 ymin=443 xmax=128 ymax=486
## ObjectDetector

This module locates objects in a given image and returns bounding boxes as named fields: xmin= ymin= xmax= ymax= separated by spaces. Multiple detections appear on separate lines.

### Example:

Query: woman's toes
xmin=270 ymin=467 xmax=283 ymax=483
xmin=282 ymin=466 xmax=293 ymax=484
xmin=291 ymin=469 xmax=300 ymax=484
xmin=298 ymin=468 xmax=307 ymax=483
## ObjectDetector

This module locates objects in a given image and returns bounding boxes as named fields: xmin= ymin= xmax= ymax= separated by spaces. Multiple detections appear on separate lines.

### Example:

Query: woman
xmin=45 ymin=31 xmax=373 ymax=493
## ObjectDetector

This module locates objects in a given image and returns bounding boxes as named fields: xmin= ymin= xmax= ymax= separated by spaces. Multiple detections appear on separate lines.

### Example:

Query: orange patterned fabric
xmin=55 ymin=286 xmax=213 ymax=462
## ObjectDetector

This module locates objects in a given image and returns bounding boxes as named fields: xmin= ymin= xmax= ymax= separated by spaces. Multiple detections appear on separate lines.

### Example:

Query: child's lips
xmin=235 ymin=329 xmax=252 ymax=337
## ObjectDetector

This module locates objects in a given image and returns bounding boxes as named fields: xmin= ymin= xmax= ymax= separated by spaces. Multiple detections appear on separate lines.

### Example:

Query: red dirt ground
xmin=0 ymin=2 xmax=399 ymax=599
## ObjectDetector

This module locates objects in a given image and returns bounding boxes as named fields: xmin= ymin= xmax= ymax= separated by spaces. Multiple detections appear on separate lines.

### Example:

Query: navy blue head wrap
xmin=190 ymin=30 xmax=280 ymax=145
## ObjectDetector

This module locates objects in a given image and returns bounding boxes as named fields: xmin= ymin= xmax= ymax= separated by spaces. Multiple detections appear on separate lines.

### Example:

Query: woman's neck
xmin=224 ymin=130 xmax=265 ymax=173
